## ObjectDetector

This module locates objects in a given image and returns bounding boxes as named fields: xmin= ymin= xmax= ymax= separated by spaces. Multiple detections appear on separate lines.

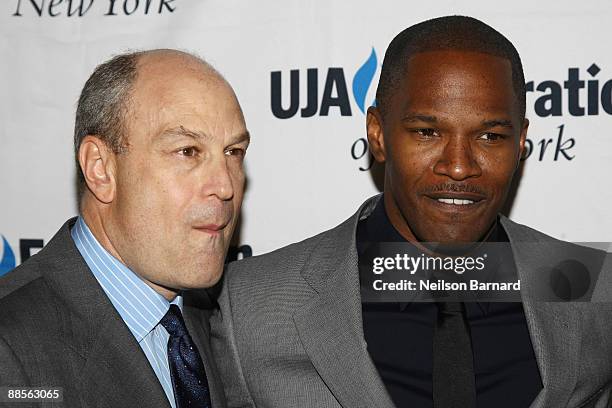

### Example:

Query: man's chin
xmin=419 ymin=241 xmax=484 ymax=257
xmin=414 ymin=226 xmax=490 ymax=246
xmin=170 ymin=276 xmax=222 ymax=292
xmin=164 ymin=258 xmax=225 ymax=290
xmin=189 ymin=265 xmax=224 ymax=289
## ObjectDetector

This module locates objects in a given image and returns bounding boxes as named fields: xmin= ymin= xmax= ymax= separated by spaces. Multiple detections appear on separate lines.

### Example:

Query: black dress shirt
xmin=357 ymin=197 xmax=542 ymax=407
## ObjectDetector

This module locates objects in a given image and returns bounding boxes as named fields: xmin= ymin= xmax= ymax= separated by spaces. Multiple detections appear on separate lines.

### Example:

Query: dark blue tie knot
xmin=160 ymin=304 xmax=188 ymax=338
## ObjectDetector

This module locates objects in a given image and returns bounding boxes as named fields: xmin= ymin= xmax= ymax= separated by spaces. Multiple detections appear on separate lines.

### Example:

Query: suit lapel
xmin=40 ymin=219 xmax=170 ymax=408
xmin=293 ymin=197 xmax=395 ymax=408
xmin=520 ymin=301 xmax=580 ymax=408
xmin=79 ymin=310 xmax=171 ymax=408
xmin=502 ymin=218 xmax=582 ymax=408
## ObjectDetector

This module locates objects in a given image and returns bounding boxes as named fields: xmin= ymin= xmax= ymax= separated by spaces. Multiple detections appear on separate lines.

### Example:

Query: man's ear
xmin=518 ymin=118 xmax=529 ymax=163
xmin=78 ymin=135 xmax=117 ymax=204
xmin=367 ymin=106 xmax=386 ymax=163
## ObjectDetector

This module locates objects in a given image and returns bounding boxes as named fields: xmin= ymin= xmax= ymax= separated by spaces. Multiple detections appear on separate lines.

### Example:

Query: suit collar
xmin=298 ymin=195 xmax=378 ymax=293
xmin=294 ymin=195 xmax=396 ymax=408
xmin=294 ymin=196 xmax=599 ymax=408
xmin=500 ymin=216 xmax=601 ymax=408
xmin=71 ymin=216 xmax=178 ymax=343
xmin=43 ymin=218 xmax=226 ymax=407
xmin=37 ymin=218 xmax=172 ymax=408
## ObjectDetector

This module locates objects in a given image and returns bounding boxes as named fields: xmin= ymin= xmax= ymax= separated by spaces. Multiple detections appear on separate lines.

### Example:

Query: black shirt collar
xmin=356 ymin=195 xmax=514 ymax=314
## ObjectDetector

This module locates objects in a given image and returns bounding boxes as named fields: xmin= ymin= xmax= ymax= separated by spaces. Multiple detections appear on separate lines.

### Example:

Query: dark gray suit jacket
xmin=0 ymin=218 xmax=227 ymax=408
xmin=211 ymin=195 xmax=612 ymax=408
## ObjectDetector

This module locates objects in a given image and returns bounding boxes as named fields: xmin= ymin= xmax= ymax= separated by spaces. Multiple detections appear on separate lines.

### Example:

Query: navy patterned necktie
xmin=160 ymin=304 xmax=212 ymax=408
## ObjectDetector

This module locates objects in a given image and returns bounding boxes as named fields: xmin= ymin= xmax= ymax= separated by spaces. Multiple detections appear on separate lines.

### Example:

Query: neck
xmin=80 ymin=199 xmax=179 ymax=301
xmin=81 ymin=203 xmax=126 ymax=264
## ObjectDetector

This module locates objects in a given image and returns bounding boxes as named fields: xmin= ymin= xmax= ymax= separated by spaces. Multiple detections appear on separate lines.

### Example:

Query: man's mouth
xmin=193 ymin=223 xmax=227 ymax=235
xmin=435 ymin=198 xmax=476 ymax=205
xmin=424 ymin=192 xmax=486 ymax=208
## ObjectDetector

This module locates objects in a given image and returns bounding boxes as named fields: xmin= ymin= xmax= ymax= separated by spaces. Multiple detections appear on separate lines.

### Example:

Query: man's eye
xmin=178 ymin=147 xmax=199 ymax=157
xmin=478 ymin=133 xmax=505 ymax=142
xmin=225 ymin=148 xmax=246 ymax=158
xmin=415 ymin=128 xmax=438 ymax=138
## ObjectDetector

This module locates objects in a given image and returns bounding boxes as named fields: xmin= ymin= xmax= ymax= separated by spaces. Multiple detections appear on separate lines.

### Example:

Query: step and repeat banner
xmin=1 ymin=0 xmax=611 ymax=274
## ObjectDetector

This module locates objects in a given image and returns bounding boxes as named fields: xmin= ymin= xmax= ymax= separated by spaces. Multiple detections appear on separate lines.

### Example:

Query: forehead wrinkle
xmin=158 ymin=125 xmax=210 ymax=142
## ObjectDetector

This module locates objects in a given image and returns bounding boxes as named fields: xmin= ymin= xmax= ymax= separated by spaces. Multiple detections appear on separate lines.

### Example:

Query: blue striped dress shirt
xmin=71 ymin=216 xmax=179 ymax=408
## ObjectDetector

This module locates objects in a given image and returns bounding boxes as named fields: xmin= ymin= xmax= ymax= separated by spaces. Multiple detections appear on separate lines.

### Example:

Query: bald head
xmin=74 ymin=49 xmax=233 ymax=202
xmin=137 ymin=49 xmax=225 ymax=83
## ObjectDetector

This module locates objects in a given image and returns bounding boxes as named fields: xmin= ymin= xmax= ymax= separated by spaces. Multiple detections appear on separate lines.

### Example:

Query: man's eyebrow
xmin=228 ymin=131 xmax=251 ymax=146
xmin=402 ymin=114 xmax=438 ymax=123
xmin=482 ymin=119 xmax=514 ymax=129
xmin=401 ymin=115 xmax=515 ymax=130
xmin=157 ymin=126 xmax=210 ymax=141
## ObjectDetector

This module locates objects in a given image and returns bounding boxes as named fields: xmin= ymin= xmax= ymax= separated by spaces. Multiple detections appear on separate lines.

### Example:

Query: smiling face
xmin=104 ymin=53 xmax=249 ymax=297
xmin=367 ymin=50 xmax=527 ymax=244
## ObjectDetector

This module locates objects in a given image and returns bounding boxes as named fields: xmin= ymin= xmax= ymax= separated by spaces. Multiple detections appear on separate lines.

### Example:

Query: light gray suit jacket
xmin=0 ymin=218 xmax=227 ymax=408
xmin=211 ymin=195 xmax=612 ymax=408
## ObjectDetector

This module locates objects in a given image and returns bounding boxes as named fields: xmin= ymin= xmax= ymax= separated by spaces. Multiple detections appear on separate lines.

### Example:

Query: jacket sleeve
xmin=210 ymin=274 xmax=257 ymax=408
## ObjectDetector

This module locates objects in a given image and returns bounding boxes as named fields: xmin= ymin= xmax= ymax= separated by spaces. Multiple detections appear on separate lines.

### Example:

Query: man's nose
xmin=432 ymin=136 xmax=482 ymax=181
xmin=201 ymin=155 xmax=235 ymax=201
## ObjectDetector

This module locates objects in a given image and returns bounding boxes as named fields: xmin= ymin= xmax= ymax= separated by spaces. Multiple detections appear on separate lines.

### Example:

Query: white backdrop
xmin=1 ymin=0 xmax=611 ymax=273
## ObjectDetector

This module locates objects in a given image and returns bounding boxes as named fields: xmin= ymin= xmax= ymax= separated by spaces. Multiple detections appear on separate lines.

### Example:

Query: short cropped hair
xmin=74 ymin=51 xmax=142 ymax=199
xmin=376 ymin=15 xmax=526 ymax=121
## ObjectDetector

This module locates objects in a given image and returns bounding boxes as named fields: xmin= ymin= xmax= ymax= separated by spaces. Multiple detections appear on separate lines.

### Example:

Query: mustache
xmin=185 ymin=202 xmax=234 ymax=226
xmin=421 ymin=183 xmax=487 ymax=196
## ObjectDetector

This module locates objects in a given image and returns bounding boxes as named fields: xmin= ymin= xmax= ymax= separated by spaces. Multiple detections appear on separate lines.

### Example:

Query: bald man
xmin=0 ymin=50 xmax=249 ymax=408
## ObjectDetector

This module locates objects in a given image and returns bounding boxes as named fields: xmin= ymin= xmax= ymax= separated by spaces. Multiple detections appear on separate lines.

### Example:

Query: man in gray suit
xmin=211 ymin=16 xmax=612 ymax=408
xmin=0 ymin=49 xmax=250 ymax=407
